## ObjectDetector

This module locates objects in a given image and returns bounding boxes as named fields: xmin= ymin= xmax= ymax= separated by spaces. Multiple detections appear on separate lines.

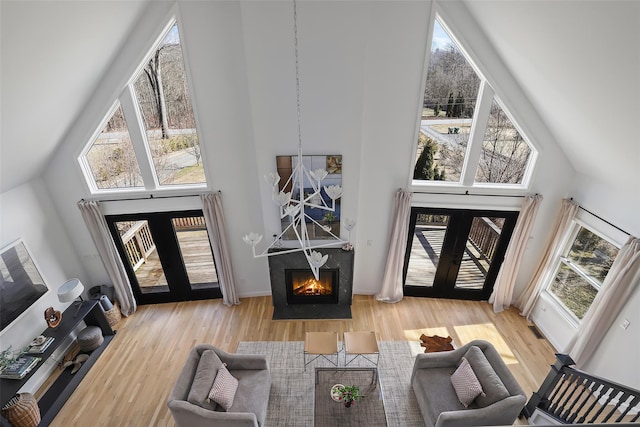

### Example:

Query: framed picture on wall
xmin=0 ymin=239 xmax=49 ymax=332
xmin=326 ymin=155 xmax=342 ymax=174
xmin=275 ymin=155 xmax=342 ymax=240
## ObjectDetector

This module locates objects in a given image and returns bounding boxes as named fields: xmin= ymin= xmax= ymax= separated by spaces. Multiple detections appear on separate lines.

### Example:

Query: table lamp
xmin=57 ymin=278 xmax=85 ymax=318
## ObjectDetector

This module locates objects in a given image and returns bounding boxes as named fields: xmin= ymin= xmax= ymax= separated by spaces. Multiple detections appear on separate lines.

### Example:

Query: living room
xmin=1 ymin=1 xmax=638 ymax=426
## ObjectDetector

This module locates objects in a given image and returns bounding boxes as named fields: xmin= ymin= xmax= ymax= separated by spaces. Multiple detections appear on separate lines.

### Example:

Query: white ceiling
xmin=463 ymin=0 xmax=640 ymax=186
xmin=1 ymin=0 xmax=638 ymax=193
xmin=0 ymin=0 xmax=152 ymax=193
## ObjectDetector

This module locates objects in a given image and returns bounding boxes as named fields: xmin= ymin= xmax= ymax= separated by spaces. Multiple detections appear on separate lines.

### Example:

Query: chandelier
xmin=243 ymin=0 xmax=354 ymax=280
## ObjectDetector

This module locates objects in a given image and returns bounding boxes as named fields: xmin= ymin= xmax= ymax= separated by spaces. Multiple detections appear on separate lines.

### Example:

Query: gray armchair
xmin=168 ymin=344 xmax=271 ymax=427
xmin=411 ymin=339 xmax=526 ymax=427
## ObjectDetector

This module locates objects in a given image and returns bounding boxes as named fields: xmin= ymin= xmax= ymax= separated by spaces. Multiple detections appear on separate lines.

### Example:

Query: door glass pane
xmin=415 ymin=18 xmax=481 ymax=183
xmin=455 ymin=216 xmax=504 ymax=290
xmin=115 ymin=220 xmax=168 ymax=293
xmin=406 ymin=214 xmax=450 ymax=287
xmin=172 ymin=217 xmax=218 ymax=290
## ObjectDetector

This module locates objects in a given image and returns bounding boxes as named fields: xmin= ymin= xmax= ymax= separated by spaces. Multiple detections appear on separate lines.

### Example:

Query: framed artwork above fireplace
xmin=275 ymin=155 xmax=342 ymax=240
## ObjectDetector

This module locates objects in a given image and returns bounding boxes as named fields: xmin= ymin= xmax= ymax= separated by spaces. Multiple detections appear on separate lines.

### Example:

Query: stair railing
xmin=524 ymin=354 xmax=640 ymax=424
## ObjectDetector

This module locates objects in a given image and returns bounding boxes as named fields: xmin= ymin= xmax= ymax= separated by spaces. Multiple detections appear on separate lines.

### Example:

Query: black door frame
xmin=403 ymin=207 xmax=519 ymax=300
xmin=106 ymin=210 xmax=222 ymax=305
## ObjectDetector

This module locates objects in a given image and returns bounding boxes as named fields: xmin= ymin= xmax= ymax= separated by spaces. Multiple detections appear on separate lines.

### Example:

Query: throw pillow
xmin=187 ymin=350 xmax=224 ymax=411
xmin=463 ymin=345 xmax=510 ymax=407
xmin=450 ymin=357 xmax=484 ymax=407
xmin=207 ymin=363 xmax=239 ymax=411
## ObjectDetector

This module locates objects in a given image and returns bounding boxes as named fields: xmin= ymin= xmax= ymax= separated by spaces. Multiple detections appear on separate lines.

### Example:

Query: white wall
xmin=0 ymin=180 xmax=87 ymax=344
xmin=351 ymin=1 xmax=432 ymax=294
xmin=39 ymin=0 xmax=579 ymax=301
xmin=0 ymin=180 xmax=88 ymax=392
xmin=569 ymin=173 xmax=640 ymax=390
xmin=528 ymin=173 xmax=640 ymax=390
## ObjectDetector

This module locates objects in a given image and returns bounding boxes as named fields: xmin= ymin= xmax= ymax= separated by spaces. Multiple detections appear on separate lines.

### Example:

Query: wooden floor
xmin=45 ymin=295 xmax=556 ymax=426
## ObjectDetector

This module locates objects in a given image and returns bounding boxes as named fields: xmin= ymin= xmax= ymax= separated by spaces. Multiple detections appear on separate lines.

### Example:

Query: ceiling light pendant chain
xmin=293 ymin=0 xmax=303 ymax=154
xmin=243 ymin=0 xmax=355 ymax=280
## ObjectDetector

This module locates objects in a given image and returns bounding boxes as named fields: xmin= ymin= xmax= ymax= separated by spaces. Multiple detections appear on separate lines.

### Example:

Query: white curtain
xmin=201 ymin=192 xmax=240 ymax=306
xmin=489 ymin=194 xmax=543 ymax=313
xmin=517 ymin=198 xmax=579 ymax=318
xmin=375 ymin=189 xmax=412 ymax=303
xmin=77 ymin=200 xmax=137 ymax=316
xmin=564 ymin=237 xmax=640 ymax=367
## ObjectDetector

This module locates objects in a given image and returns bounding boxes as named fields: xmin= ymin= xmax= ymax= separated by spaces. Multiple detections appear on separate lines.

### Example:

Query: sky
xmin=432 ymin=19 xmax=453 ymax=51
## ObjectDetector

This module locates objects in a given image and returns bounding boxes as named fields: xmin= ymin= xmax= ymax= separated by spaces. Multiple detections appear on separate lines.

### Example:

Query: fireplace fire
xmin=286 ymin=269 xmax=338 ymax=304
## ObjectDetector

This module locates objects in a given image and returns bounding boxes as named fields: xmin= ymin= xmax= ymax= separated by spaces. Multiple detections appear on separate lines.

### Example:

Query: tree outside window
xmin=80 ymin=21 xmax=206 ymax=192
xmin=85 ymin=104 xmax=143 ymax=189
xmin=548 ymin=226 xmax=619 ymax=320
xmin=134 ymin=23 xmax=205 ymax=186
xmin=415 ymin=16 xmax=536 ymax=186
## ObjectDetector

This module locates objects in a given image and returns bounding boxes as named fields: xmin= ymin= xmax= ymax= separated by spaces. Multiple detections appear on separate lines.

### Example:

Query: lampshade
xmin=57 ymin=278 xmax=85 ymax=303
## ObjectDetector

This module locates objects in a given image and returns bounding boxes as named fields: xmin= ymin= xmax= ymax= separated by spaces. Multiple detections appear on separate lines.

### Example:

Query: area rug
xmin=237 ymin=340 xmax=425 ymax=426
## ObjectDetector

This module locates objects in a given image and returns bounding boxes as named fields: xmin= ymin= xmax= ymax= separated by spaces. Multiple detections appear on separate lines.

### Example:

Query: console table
xmin=0 ymin=300 xmax=115 ymax=425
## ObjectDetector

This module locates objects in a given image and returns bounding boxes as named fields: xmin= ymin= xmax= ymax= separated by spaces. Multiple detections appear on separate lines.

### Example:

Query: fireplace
xmin=268 ymin=248 xmax=354 ymax=320
xmin=286 ymin=269 xmax=338 ymax=305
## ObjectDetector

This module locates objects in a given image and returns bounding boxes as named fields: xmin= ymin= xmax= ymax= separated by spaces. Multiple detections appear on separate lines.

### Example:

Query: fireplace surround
xmin=268 ymin=248 xmax=354 ymax=319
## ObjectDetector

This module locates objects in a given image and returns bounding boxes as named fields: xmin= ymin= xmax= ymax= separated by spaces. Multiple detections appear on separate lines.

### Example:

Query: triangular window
xmin=79 ymin=20 xmax=206 ymax=193
xmin=475 ymin=99 xmax=533 ymax=184
xmin=83 ymin=103 xmax=143 ymax=190
xmin=415 ymin=19 xmax=480 ymax=183
xmin=133 ymin=23 xmax=205 ymax=186
xmin=413 ymin=15 xmax=536 ymax=188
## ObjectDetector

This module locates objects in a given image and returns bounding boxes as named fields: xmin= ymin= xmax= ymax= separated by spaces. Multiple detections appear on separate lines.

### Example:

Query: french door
xmin=106 ymin=210 xmax=222 ymax=305
xmin=403 ymin=208 xmax=518 ymax=300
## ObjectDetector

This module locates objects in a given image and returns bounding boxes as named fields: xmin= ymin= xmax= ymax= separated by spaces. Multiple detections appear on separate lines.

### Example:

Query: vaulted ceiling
xmin=1 ymin=0 xmax=638 ymax=194
xmin=0 ymin=0 xmax=153 ymax=192
xmin=465 ymin=0 xmax=640 ymax=187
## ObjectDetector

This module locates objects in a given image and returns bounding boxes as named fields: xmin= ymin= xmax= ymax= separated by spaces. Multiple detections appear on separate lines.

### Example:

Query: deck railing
xmin=119 ymin=217 xmax=207 ymax=272
xmin=121 ymin=221 xmax=156 ymax=271
xmin=468 ymin=217 xmax=501 ymax=263
xmin=524 ymin=354 xmax=640 ymax=424
xmin=173 ymin=216 xmax=207 ymax=230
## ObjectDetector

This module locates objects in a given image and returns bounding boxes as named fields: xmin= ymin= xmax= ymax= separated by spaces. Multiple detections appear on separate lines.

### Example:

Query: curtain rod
xmin=81 ymin=191 xmax=218 ymax=204
xmin=415 ymin=190 xmax=534 ymax=198
xmin=573 ymin=201 xmax=631 ymax=237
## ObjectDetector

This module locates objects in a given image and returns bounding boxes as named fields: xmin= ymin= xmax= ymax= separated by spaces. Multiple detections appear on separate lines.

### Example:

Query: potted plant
xmin=332 ymin=384 xmax=362 ymax=408
xmin=322 ymin=212 xmax=336 ymax=223
xmin=317 ymin=211 xmax=336 ymax=237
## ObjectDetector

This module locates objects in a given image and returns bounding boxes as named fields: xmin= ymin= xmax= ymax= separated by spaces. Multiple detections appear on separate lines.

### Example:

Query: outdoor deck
xmin=128 ymin=219 xmax=496 ymax=294
xmin=406 ymin=221 xmax=497 ymax=290
xmin=122 ymin=223 xmax=218 ymax=292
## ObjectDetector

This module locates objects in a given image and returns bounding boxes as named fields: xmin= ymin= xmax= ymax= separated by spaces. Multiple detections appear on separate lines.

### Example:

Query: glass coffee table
xmin=314 ymin=367 xmax=387 ymax=426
